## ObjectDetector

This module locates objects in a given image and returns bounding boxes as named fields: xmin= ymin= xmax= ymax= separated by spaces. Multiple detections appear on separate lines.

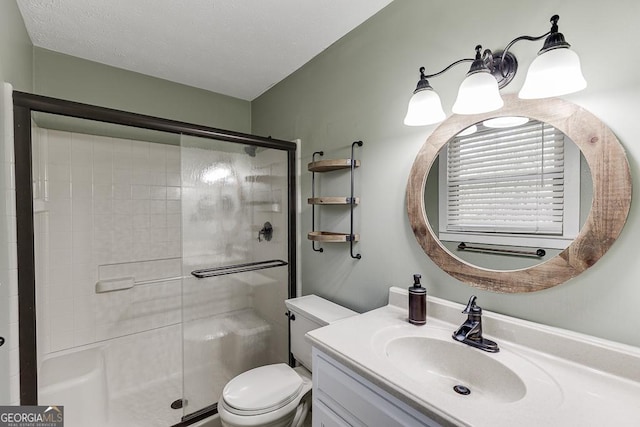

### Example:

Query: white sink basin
xmin=371 ymin=323 xmax=563 ymax=408
xmin=385 ymin=336 xmax=525 ymax=403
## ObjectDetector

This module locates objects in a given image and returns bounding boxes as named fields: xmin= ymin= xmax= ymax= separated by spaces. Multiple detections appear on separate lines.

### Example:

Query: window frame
xmin=437 ymin=122 xmax=581 ymax=250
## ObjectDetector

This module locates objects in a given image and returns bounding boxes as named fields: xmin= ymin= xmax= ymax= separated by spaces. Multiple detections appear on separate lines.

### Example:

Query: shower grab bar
xmin=191 ymin=259 xmax=288 ymax=278
xmin=457 ymin=242 xmax=546 ymax=258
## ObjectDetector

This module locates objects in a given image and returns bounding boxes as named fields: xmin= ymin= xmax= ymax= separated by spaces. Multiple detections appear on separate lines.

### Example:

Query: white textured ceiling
xmin=18 ymin=0 xmax=393 ymax=101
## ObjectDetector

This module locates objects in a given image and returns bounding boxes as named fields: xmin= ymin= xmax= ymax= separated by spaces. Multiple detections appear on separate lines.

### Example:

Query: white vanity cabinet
xmin=312 ymin=348 xmax=443 ymax=427
xmin=308 ymin=288 xmax=640 ymax=426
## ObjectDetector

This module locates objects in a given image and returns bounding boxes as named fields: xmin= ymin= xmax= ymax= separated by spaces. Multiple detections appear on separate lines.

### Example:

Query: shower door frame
xmin=13 ymin=91 xmax=297 ymax=425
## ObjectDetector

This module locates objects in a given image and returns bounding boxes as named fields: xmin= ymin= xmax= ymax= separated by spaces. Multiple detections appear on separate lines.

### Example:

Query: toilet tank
xmin=285 ymin=295 xmax=357 ymax=370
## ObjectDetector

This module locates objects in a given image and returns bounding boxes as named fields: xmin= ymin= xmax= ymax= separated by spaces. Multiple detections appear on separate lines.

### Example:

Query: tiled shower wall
xmin=33 ymin=127 xmax=184 ymax=357
xmin=32 ymin=125 xmax=290 ymax=366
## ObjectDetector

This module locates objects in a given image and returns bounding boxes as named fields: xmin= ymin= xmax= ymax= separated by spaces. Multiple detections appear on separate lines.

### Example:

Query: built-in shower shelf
xmin=307 ymin=231 xmax=360 ymax=242
xmin=247 ymin=200 xmax=276 ymax=205
xmin=245 ymin=201 xmax=282 ymax=213
xmin=308 ymin=197 xmax=359 ymax=205
xmin=245 ymin=175 xmax=282 ymax=183
xmin=33 ymin=199 xmax=47 ymax=213
xmin=307 ymin=159 xmax=360 ymax=172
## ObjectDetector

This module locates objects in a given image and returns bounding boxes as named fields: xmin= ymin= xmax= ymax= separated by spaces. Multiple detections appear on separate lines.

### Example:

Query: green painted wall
xmin=252 ymin=0 xmax=640 ymax=348
xmin=0 ymin=0 xmax=33 ymax=91
xmin=34 ymin=47 xmax=251 ymax=133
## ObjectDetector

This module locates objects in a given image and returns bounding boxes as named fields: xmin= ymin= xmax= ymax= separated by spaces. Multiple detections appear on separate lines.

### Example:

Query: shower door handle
xmin=0 ymin=336 xmax=4 ymax=347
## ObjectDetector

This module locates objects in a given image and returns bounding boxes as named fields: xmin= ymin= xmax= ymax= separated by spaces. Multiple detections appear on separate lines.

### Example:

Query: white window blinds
xmin=443 ymin=121 xmax=567 ymax=235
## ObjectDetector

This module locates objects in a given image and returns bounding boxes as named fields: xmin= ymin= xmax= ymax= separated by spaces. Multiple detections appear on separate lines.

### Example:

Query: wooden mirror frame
xmin=407 ymin=95 xmax=632 ymax=293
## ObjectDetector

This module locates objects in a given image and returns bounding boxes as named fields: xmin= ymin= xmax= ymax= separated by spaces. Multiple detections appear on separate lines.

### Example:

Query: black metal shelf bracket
xmin=350 ymin=141 xmax=363 ymax=259
xmin=311 ymin=151 xmax=324 ymax=253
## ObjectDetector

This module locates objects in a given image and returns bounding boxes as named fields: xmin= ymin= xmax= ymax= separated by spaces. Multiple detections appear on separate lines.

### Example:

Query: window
xmin=438 ymin=119 xmax=580 ymax=249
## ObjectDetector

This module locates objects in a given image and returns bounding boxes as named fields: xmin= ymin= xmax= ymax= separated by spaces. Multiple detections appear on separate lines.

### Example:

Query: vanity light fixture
xmin=404 ymin=15 xmax=586 ymax=126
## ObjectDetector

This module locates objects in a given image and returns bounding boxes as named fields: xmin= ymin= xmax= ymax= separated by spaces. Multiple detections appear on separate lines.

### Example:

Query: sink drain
xmin=453 ymin=385 xmax=471 ymax=395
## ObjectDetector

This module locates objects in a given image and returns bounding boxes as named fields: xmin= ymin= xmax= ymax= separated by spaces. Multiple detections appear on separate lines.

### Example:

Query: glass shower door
xmin=180 ymin=135 xmax=291 ymax=418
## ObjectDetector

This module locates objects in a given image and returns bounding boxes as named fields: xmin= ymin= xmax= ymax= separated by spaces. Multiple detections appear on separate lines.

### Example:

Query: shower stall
xmin=13 ymin=93 xmax=297 ymax=426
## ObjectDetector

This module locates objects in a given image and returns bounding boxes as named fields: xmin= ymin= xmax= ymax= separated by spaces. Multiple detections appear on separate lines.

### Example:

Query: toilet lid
xmin=222 ymin=364 xmax=303 ymax=413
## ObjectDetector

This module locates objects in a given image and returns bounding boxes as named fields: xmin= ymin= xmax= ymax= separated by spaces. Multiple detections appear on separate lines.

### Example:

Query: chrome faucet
xmin=452 ymin=296 xmax=499 ymax=353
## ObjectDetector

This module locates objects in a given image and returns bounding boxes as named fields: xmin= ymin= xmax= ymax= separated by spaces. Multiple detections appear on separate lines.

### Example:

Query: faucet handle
xmin=462 ymin=295 xmax=482 ymax=315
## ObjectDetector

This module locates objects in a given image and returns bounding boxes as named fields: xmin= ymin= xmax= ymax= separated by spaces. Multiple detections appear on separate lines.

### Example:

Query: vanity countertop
xmin=306 ymin=287 xmax=640 ymax=427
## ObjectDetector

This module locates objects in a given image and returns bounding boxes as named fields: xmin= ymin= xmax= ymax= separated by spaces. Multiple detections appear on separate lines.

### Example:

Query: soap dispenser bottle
xmin=408 ymin=274 xmax=426 ymax=325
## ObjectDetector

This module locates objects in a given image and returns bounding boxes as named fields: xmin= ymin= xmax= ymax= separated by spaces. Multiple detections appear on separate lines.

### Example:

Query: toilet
xmin=217 ymin=295 xmax=357 ymax=427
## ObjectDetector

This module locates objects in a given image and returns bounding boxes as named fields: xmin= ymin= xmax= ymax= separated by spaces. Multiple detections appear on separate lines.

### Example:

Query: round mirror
xmin=407 ymin=95 xmax=631 ymax=293
xmin=424 ymin=118 xmax=593 ymax=270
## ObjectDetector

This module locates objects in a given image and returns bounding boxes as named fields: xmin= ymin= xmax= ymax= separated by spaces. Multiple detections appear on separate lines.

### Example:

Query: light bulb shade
xmin=518 ymin=47 xmax=586 ymax=99
xmin=403 ymin=88 xmax=446 ymax=126
xmin=457 ymin=124 xmax=478 ymax=136
xmin=483 ymin=116 xmax=529 ymax=128
xmin=452 ymin=71 xmax=504 ymax=115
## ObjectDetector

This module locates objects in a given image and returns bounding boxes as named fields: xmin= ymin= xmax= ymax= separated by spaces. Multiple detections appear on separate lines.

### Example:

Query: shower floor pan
xmin=39 ymin=346 xmax=184 ymax=426
xmin=38 ymin=308 xmax=271 ymax=426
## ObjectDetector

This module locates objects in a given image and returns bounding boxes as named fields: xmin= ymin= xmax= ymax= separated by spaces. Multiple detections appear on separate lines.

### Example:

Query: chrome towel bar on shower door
xmin=191 ymin=259 xmax=288 ymax=278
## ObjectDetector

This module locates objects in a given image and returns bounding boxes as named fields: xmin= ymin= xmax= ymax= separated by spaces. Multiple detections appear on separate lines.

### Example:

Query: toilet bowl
xmin=218 ymin=295 xmax=356 ymax=427
xmin=218 ymin=364 xmax=311 ymax=427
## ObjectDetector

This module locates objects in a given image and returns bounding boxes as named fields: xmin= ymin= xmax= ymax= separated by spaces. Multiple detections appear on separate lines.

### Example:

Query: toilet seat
xmin=221 ymin=364 xmax=304 ymax=416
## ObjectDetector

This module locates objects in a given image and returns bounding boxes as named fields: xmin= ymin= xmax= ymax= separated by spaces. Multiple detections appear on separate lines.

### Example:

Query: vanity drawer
xmin=312 ymin=400 xmax=350 ymax=427
xmin=312 ymin=348 xmax=442 ymax=427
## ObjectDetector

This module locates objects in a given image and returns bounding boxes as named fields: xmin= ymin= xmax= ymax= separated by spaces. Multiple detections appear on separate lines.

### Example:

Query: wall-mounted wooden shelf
xmin=307 ymin=159 xmax=360 ymax=172
xmin=308 ymin=141 xmax=363 ymax=259
xmin=307 ymin=231 xmax=360 ymax=242
xmin=308 ymin=197 xmax=359 ymax=205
